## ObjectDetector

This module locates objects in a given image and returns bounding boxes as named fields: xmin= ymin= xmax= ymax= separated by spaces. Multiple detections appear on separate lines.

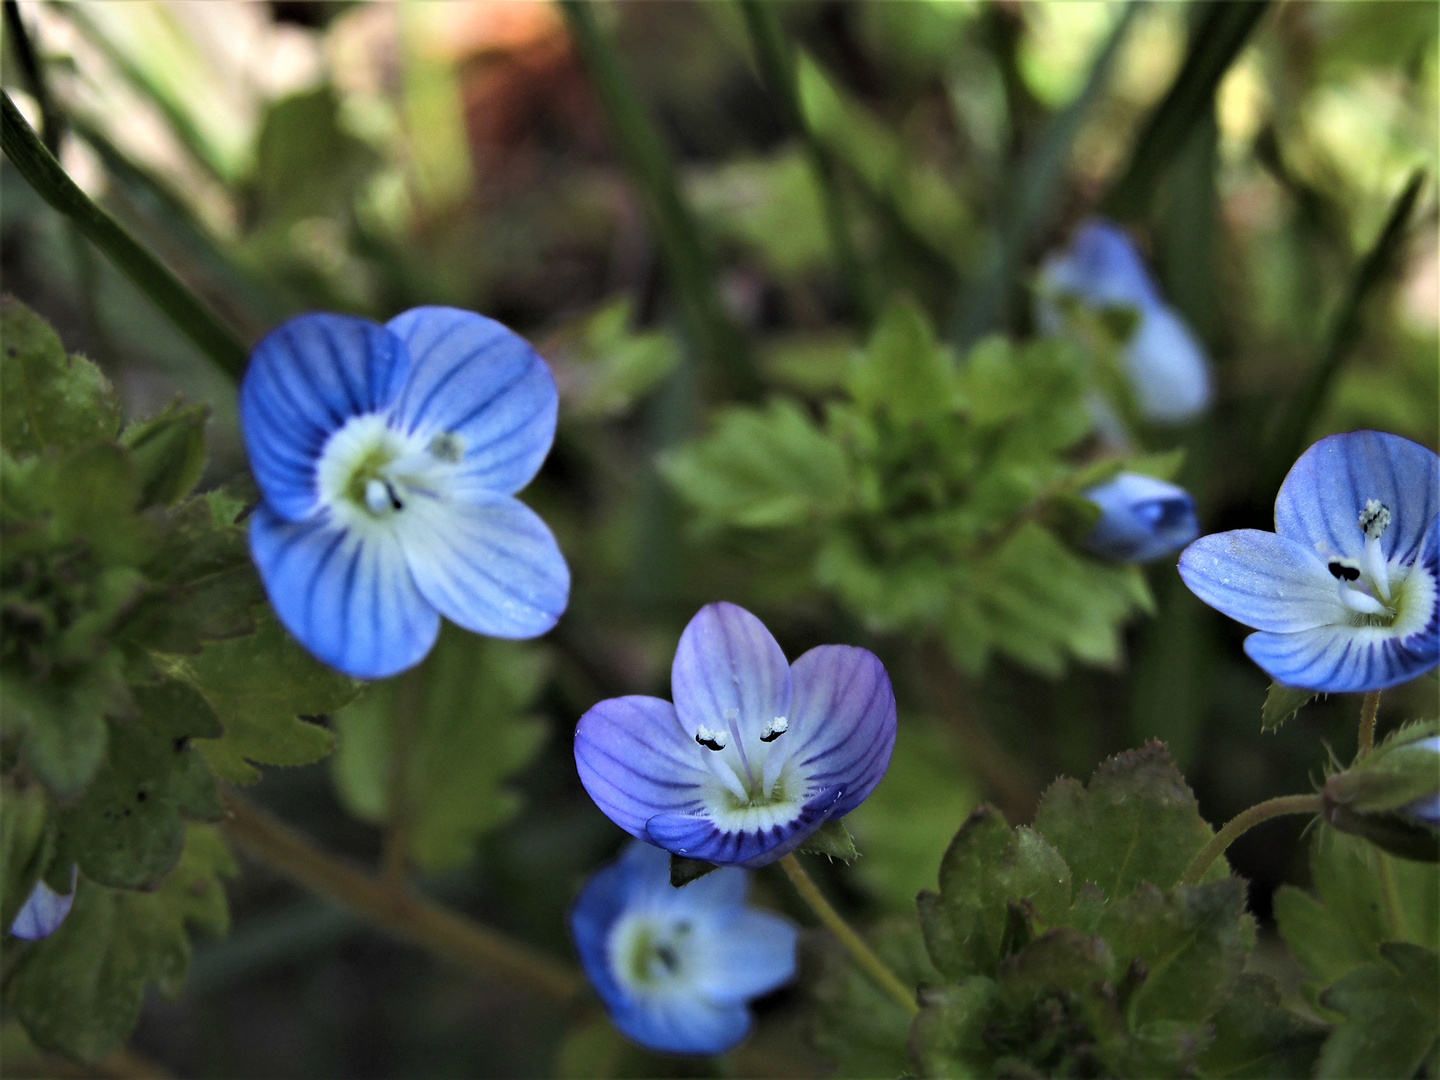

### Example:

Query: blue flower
xmin=575 ymin=602 xmax=897 ymax=868
xmin=1037 ymin=219 xmax=1213 ymax=424
xmin=9 ymin=868 xmax=76 ymax=941
xmin=569 ymin=840 xmax=797 ymax=1055
xmin=1179 ymin=431 xmax=1438 ymax=692
xmin=1401 ymin=735 xmax=1440 ymax=827
xmin=241 ymin=308 xmax=570 ymax=679
xmin=1083 ymin=472 xmax=1200 ymax=562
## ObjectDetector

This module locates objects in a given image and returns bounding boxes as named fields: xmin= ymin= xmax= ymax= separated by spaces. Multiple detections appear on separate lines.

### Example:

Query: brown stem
xmin=1357 ymin=690 xmax=1382 ymax=759
xmin=220 ymin=791 xmax=582 ymax=1002
xmin=1181 ymin=793 xmax=1324 ymax=885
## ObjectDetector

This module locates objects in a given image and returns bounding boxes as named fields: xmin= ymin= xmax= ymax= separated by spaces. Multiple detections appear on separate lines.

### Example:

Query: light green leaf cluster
xmin=0 ymin=301 xmax=356 ymax=1061
xmin=545 ymin=298 xmax=681 ymax=420
xmin=331 ymin=628 xmax=551 ymax=872
xmin=664 ymin=298 xmax=1157 ymax=675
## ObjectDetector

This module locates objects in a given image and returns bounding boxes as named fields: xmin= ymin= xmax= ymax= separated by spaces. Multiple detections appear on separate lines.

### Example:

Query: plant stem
xmin=1181 ymin=793 xmax=1323 ymax=885
xmin=381 ymin=668 xmax=425 ymax=890
xmin=220 ymin=791 xmax=582 ymax=1002
xmin=0 ymin=89 xmax=250 ymax=380
xmin=1357 ymin=690 xmax=1382 ymax=759
xmin=558 ymin=1 xmax=759 ymax=401
xmin=1375 ymin=849 xmax=1408 ymax=941
xmin=778 ymin=854 xmax=918 ymax=1016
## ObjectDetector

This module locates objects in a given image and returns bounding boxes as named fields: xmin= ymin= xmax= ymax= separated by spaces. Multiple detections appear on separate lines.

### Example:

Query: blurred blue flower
xmin=569 ymin=840 xmax=797 ymax=1055
xmin=1083 ymin=472 xmax=1200 ymax=562
xmin=1037 ymin=219 xmax=1213 ymax=425
xmin=9 ymin=867 xmax=76 ymax=941
xmin=575 ymin=602 xmax=897 ymax=868
xmin=1179 ymin=431 xmax=1438 ymax=692
xmin=241 ymin=307 xmax=570 ymax=679
xmin=1398 ymin=735 xmax=1440 ymax=827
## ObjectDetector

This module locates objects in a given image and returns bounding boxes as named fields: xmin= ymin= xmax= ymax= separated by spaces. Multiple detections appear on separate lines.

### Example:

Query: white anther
xmin=694 ymin=725 xmax=728 ymax=751
xmin=1358 ymin=500 xmax=1391 ymax=540
xmin=759 ymin=716 xmax=788 ymax=742
xmin=428 ymin=431 xmax=464 ymax=463
xmin=364 ymin=478 xmax=392 ymax=515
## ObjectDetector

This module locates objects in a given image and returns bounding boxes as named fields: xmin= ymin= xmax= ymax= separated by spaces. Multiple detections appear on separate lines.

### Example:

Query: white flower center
xmin=314 ymin=414 xmax=466 ymax=532
xmin=1320 ymin=498 xmax=1433 ymax=638
xmin=609 ymin=913 xmax=697 ymax=995
xmin=690 ymin=710 xmax=809 ymax=833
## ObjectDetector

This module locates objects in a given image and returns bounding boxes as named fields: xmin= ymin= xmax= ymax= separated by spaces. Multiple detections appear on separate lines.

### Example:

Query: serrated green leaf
xmin=911 ymin=975 xmax=1003 ymax=1078
xmin=798 ymin=819 xmax=859 ymax=862
xmin=1 ymin=777 xmax=53 ymax=932
xmin=54 ymin=679 xmax=222 ymax=890
xmin=120 ymin=401 xmax=209 ymax=509
xmin=1316 ymin=943 xmax=1439 ymax=1080
xmin=1033 ymin=742 xmax=1216 ymax=899
xmin=0 ymin=298 xmax=120 ymax=456
xmin=547 ymin=298 xmax=680 ymax=420
xmin=808 ymin=916 xmax=937 ymax=1078
xmin=331 ymin=630 xmax=549 ymax=871
xmin=1198 ymin=972 xmax=1328 ymax=1079
xmin=1262 ymin=681 xmax=1317 ymax=733
xmin=177 ymin=613 xmax=357 ymax=784
xmin=661 ymin=400 xmax=850 ymax=529
xmin=1096 ymin=878 xmax=1251 ymax=1026
xmin=918 ymin=805 xmax=1071 ymax=980
xmin=848 ymin=299 xmax=959 ymax=426
xmin=5 ymin=824 xmax=234 ymax=1063
xmin=1 ymin=658 xmax=125 ymax=798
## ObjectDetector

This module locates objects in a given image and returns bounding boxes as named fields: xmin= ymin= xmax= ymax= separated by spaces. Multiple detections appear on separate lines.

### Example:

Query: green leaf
xmin=1274 ymin=828 xmax=1439 ymax=989
xmin=1316 ymin=943 xmax=1439 ymax=1080
xmin=1095 ymin=878 xmax=1252 ymax=1026
xmin=120 ymin=400 xmax=209 ymax=509
xmin=546 ymin=298 xmax=680 ymax=420
xmin=177 ymin=613 xmax=358 ymax=785
xmin=1033 ymin=742 xmax=1217 ymax=898
xmin=911 ymin=975 xmax=1004 ymax=1078
xmin=808 ymin=916 xmax=937 ymax=1078
xmin=1199 ymin=973 xmax=1329 ymax=1079
xmin=1 ymin=776 xmax=53 ymax=932
xmin=1262 ymin=681 xmax=1318 ymax=733
xmin=918 ymin=805 xmax=1071 ymax=980
xmin=54 ymin=679 xmax=222 ymax=890
xmin=0 ymin=659 xmax=125 ymax=799
xmin=0 ymin=297 xmax=120 ymax=456
xmin=5 ymin=824 xmax=235 ymax=1063
xmin=661 ymin=400 xmax=850 ymax=529
xmin=331 ymin=630 xmax=549 ymax=871
xmin=798 ymin=819 xmax=859 ymax=863
xmin=848 ymin=299 xmax=959 ymax=426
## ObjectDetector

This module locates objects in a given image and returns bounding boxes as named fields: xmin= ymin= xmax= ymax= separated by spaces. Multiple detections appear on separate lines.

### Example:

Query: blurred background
xmin=1 ymin=1 xmax=1436 ymax=1077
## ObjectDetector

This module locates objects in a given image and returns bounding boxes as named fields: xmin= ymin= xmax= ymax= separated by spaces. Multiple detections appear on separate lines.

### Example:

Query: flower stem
xmin=221 ymin=791 xmax=581 ymax=1002
xmin=1357 ymin=690 xmax=1382 ymax=758
xmin=1376 ymin=850 xmax=1408 ymax=941
xmin=1181 ymin=793 xmax=1323 ymax=885
xmin=381 ymin=668 xmax=426 ymax=890
xmin=778 ymin=854 xmax=918 ymax=1016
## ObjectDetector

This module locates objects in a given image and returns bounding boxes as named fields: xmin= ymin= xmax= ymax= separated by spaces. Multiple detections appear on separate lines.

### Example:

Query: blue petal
xmin=1178 ymin=530 xmax=1343 ymax=633
xmin=575 ymin=697 xmax=710 ymax=840
xmin=784 ymin=645 xmax=897 ymax=819
xmin=1124 ymin=305 xmax=1212 ymax=424
xmin=1084 ymin=472 xmax=1199 ymax=563
xmin=611 ymin=996 xmax=751 ymax=1057
xmin=241 ymin=314 xmax=409 ymax=521
xmin=694 ymin=909 xmax=798 ymax=1004
xmin=1274 ymin=431 xmax=1439 ymax=564
xmin=9 ymin=872 xmax=76 ymax=941
xmin=646 ymin=788 xmax=844 ymax=869
xmin=1043 ymin=220 xmax=1161 ymax=309
xmin=671 ymin=603 xmax=792 ymax=746
xmin=569 ymin=845 xmax=641 ymax=1012
xmin=1243 ymin=622 xmax=1438 ymax=693
xmin=387 ymin=307 xmax=559 ymax=497
xmin=397 ymin=491 xmax=569 ymax=639
xmin=249 ymin=504 xmax=440 ymax=679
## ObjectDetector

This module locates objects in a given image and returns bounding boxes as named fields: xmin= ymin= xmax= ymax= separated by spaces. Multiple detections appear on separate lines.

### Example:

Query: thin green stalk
xmin=779 ymin=854 xmax=918 ymax=1016
xmin=1 ymin=89 xmax=250 ymax=380
xmin=1357 ymin=690 xmax=1382 ymax=759
xmin=558 ymin=1 xmax=759 ymax=401
xmin=738 ymin=0 xmax=872 ymax=321
xmin=1181 ymin=793 xmax=1323 ymax=885
xmin=4 ymin=0 xmax=62 ymax=154
xmin=1375 ymin=850 xmax=1407 ymax=941
xmin=1262 ymin=170 xmax=1425 ymax=494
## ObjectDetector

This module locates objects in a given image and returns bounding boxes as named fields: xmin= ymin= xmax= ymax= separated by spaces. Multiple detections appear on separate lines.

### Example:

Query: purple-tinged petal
xmin=1275 ymin=431 xmax=1439 ymax=565
xmin=1124 ymin=305 xmax=1212 ymax=424
xmin=646 ymin=788 xmax=844 ymax=869
xmin=397 ymin=491 xmax=569 ymax=640
xmin=575 ymin=697 xmax=710 ymax=840
xmin=1244 ymin=620 xmax=1438 ymax=693
xmin=693 ymin=910 xmax=798 ymax=1004
xmin=781 ymin=645 xmax=896 ymax=820
xmin=671 ymin=603 xmax=792 ymax=745
xmin=241 ymin=314 xmax=409 ymax=522
xmin=387 ymin=307 xmax=558 ymax=498
xmin=611 ymin=997 xmax=751 ymax=1057
xmin=1083 ymin=472 xmax=1199 ymax=563
xmin=8 ymin=871 xmax=76 ymax=941
xmin=249 ymin=504 xmax=439 ymax=679
xmin=1042 ymin=220 xmax=1161 ymax=309
xmin=1178 ymin=530 xmax=1344 ymax=633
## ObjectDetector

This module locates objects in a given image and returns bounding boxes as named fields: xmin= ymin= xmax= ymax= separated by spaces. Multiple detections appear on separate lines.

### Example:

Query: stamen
xmin=695 ymin=725 xmax=728 ymax=752
xmin=1358 ymin=500 xmax=1391 ymax=540
xmin=364 ymin=479 xmax=392 ymax=515
xmin=1358 ymin=499 xmax=1393 ymax=601
xmin=1327 ymin=560 xmax=1361 ymax=582
xmin=428 ymin=432 xmax=464 ymax=463
xmin=759 ymin=716 xmax=788 ymax=742
xmin=1337 ymin=583 xmax=1391 ymax=617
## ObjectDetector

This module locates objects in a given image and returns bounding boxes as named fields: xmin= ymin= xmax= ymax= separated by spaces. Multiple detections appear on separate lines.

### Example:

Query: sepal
xmin=1322 ymin=722 xmax=1440 ymax=861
